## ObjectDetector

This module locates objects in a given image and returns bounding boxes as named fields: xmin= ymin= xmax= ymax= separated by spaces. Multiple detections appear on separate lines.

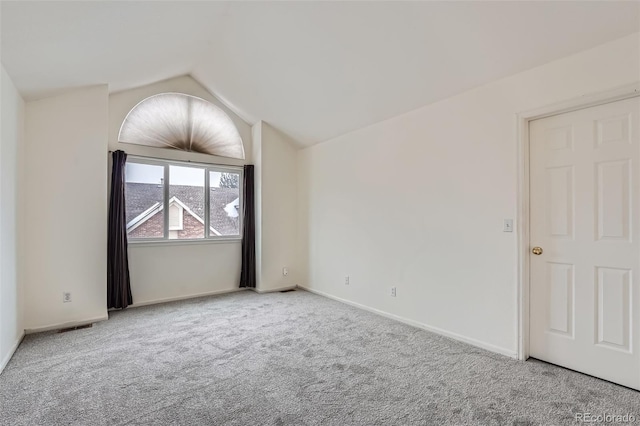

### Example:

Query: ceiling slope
xmin=2 ymin=1 xmax=638 ymax=145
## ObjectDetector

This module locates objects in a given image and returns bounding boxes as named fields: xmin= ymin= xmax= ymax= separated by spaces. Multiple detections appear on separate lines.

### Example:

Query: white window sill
xmin=128 ymin=238 xmax=242 ymax=247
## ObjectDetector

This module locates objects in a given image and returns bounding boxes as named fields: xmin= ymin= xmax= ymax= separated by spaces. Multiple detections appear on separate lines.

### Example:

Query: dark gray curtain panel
xmin=240 ymin=165 xmax=256 ymax=288
xmin=107 ymin=150 xmax=133 ymax=309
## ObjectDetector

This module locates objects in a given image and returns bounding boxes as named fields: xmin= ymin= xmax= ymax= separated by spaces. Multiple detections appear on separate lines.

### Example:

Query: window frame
xmin=125 ymin=155 xmax=243 ymax=245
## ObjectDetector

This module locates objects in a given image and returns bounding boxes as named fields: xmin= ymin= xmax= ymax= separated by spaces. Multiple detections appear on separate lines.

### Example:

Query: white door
xmin=530 ymin=96 xmax=640 ymax=390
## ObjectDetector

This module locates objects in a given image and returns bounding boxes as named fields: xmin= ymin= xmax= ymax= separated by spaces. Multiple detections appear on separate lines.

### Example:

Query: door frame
xmin=516 ymin=82 xmax=640 ymax=361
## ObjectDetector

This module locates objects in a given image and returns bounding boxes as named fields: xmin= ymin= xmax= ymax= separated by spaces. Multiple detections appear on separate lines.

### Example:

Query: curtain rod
xmin=108 ymin=150 xmax=245 ymax=169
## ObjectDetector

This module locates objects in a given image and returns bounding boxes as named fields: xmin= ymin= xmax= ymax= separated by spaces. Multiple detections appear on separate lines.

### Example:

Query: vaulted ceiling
xmin=2 ymin=1 xmax=638 ymax=145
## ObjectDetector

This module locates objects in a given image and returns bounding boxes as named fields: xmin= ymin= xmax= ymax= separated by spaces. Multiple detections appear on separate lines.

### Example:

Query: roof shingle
xmin=125 ymin=183 xmax=240 ymax=235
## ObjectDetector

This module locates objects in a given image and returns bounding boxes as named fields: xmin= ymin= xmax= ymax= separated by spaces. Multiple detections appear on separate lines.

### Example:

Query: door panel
xmin=596 ymin=160 xmax=630 ymax=241
xmin=547 ymin=262 xmax=574 ymax=337
xmin=529 ymin=96 xmax=640 ymax=390
xmin=546 ymin=166 xmax=574 ymax=238
xmin=595 ymin=267 xmax=631 ymax=352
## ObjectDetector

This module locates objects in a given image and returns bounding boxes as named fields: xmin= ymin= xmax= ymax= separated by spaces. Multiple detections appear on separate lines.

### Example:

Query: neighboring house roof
xmin=125 ymin=183 xmax=240 ymax=236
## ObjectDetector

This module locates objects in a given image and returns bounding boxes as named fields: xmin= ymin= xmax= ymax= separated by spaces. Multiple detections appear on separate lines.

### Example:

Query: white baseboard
xmin=25 ymin=315 xmax=109 ymax=334
xmin=252 ymin=285 xmax=297 ymax=294
xmin=0 ymin=331 xmax=25 ymax=375
xmin=298 ymin=285 xmax=518 ymax=359
xmin=26 ymin=289 xmax=247 ymax=334
xmin=128 ymin=287 xmax=247 ymax=309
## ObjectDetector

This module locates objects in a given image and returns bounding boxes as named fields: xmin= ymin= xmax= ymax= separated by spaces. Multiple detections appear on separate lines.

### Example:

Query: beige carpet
xmin=0 ymin=289 xmax=638 ymax=425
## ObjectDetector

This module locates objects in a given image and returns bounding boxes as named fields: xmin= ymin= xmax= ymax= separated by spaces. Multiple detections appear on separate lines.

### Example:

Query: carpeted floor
xmin=0 ymin=289 xmax=638 ymax=425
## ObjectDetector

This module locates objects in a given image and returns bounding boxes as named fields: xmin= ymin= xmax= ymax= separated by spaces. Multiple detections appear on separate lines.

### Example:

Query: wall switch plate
xmin=282 ymin=267 xmax=289 ymax=276
xmin=390 ymin=287 xmax=397 ymax=297
xmin=344 ymin=276 xmax=350 ymax=285
xmin=503 ymin=219 xmax=514 ymax=232
xmin=63 ymin=292 xmax=72 ymax=303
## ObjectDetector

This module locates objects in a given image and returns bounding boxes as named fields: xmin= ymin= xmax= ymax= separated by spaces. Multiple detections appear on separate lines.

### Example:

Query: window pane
xmin=210 ymin=171 xmax=240 ymax=236
xmin=169 ymin=165 xmax=205 ymax=239
xmin=125 ymin=162 xmax=165 ymax=239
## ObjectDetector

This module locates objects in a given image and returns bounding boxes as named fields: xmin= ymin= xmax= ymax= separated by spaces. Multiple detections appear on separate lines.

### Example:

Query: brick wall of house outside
xmin=128 ymin=212 xmax=163 ymax=239
xmin=128 ymin=211 xmax=205 ymax=239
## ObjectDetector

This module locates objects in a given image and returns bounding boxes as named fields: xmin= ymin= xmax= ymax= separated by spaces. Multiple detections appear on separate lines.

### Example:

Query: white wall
xmin=0 ymin=65 xmax=24 ymax=371
xmin=109 ymin=76 xmax=252 ymax=305
xmin=253 ymin=122 xmax=300 ymax=292
xmin=298 ymin=33 xmax=640 ymax=356
xmin=23 ymin=85 xmax=109 ymax=331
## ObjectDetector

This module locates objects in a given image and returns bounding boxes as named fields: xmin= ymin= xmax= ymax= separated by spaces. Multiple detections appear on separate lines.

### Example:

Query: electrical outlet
xmin=63 ymin=292 xmax=72 ymax=303
xmin=344 ymin=276 xmax=350 ymax=285
xmin=390 ymin=287 xmax=397 ymax=297
xmin=282 ymin=267 xmax=289 ymax=276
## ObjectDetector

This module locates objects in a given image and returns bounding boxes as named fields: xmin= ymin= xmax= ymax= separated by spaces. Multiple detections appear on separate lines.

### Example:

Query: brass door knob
xmin=532 ymin=247 xmax=543 ymax=255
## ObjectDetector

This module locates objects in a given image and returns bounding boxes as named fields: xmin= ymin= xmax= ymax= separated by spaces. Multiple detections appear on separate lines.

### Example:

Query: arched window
xmin=118 ymin=93 xmax=245 ymax=160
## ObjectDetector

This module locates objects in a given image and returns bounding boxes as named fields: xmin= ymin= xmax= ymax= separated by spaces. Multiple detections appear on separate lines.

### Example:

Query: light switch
xmin=503 ymin=219 xmax=514 ymax=232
